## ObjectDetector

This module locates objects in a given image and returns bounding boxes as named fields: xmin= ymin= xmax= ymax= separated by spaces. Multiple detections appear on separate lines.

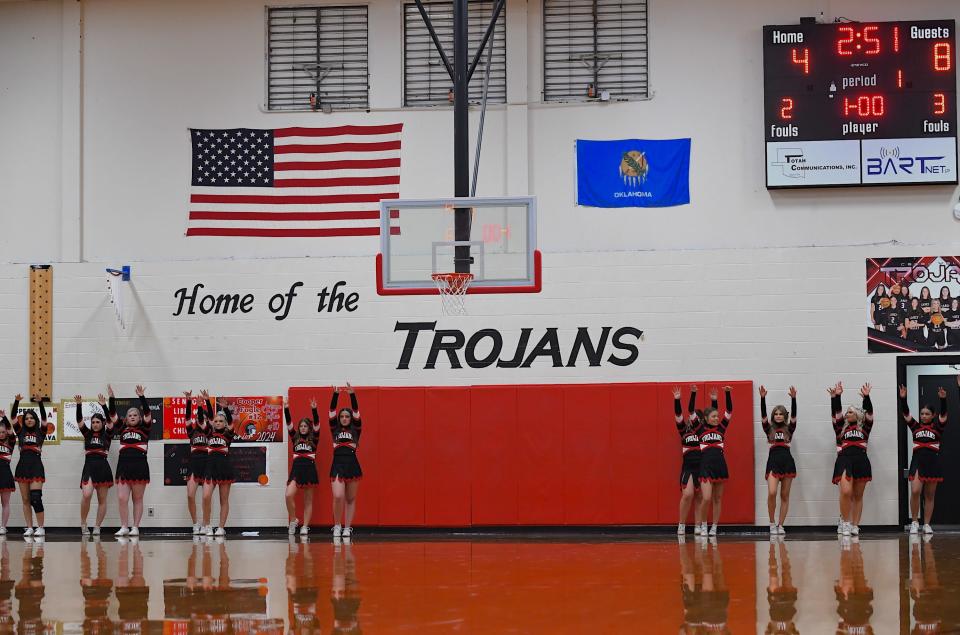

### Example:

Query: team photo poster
xmin=866 ymin=256 xmax=960 ymax=353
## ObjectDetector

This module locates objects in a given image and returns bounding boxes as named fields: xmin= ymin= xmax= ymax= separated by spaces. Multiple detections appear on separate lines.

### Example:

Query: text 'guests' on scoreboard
xmin=763 ymin=20 xmax=957 ymax=188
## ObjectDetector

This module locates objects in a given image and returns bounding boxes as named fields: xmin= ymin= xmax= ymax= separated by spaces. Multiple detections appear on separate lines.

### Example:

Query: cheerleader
xmin=760 ymin=385 xmax=798 ymax=535
xmin=201 ymin=399 xmax=244 ymax=536
xmin=112 ymin=384 xmax=153 ymax=537
xmin=329 ymin=384 xmax=362 ymax=540
xmin=899 ymin=379 xmax=952 ymax=535
xmin=285 ymin=396 xmax=320 ymax=536
xmin=830 ymin=382 xmax=873 ymax=537
xmin=77 ymin=394 xmax=115 ymax=536
xmin=696 ymin=386 xmax=733 ymax=537
xmin=672 ymin=385 xmax=703 ymax=535
xmin=0 ymin=412 xmax=16 ymax=535
xmin=184 ymin=390 xmax=210 ymax=535
xmin=11 ymin=394 xmax=54 ymax=537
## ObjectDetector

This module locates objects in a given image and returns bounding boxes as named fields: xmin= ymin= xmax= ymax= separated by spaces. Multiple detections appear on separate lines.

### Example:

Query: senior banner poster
xmin=164 ymin=443 xmax=268 ymax=486
xmin=162 ymin=395 xmax=210 ymax=440
xmin=866 ymin=256 xmax=960 ymax=353
xmin=217 ymin=396 xmax=284 ymax=443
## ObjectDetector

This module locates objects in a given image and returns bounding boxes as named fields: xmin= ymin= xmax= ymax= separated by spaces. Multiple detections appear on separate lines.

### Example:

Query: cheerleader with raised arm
xmin=201 ymin=398 xmax=245 ymax=536
xmin=696 ymin=386 xmax=734 ymax=537
xmin=77 ymin=394 xmax=115 ymax=536
xmin=329 ymin=384 xmax=362 ymax=540
xmin=672 ymin=385 xmax=703 ymax=535
xmin=184 ymin=390 xmax=210 ymax=535
xmin=11 ymin=394 xmax=55 ymax=537
xmin=830 ymin=382 xmax=874 ymax=537
xmin=0 ymin=412 xmax=16 ymax=535
xmin=899 ymin=378 xmax=954 ymax=535
xmin=113 ymin=385 xmax=154 ymax=537
xmin=285 ymin=396 xmax=321 ymax=536
xmin=760 ymin=385 xmax=798 ymax=535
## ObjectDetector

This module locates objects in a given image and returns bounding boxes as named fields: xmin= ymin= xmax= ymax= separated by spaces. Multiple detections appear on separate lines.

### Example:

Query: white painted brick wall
xmin=0 ymin=244 xmax=914 ymax=527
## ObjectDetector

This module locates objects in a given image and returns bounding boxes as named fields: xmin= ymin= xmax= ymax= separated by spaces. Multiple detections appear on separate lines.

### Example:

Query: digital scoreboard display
xmin=763 ymin=20 xmax=957 ymax=188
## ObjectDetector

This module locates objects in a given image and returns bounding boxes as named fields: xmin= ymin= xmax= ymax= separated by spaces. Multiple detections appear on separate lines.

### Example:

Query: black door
xmin=917 ymin=374 xmax=960 ymax=524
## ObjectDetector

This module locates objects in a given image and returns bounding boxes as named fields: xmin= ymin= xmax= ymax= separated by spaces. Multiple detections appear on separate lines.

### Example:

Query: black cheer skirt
xmin=187 ymin=453 xmax=208 ymax=482
xmin=115 ymin=452 xmax=150 ymax=485
xmin=698 ymin=448 xmax=728 ymax=483
xmin=765 ymin=446 xmax=797 ymax=479
xmin=0 ymin=461 xmax=14 ymax=492
xmin=832 ymin=450 xmax=872 ymax=484
xmin=204 ymin=453 xmax=234 ymax=484
xmin=680 ymin=453 xmax=701 ymax=489
xmin=14 ymin=451 xmax=45 ymax=484
xmin=908 ymin=448 xmax=943 ymax=483
xmin=330 ymin=451 xmax=362 ymax=482
xmin=81 ymin=455 xmax=114 ymax=488
xmin=288 ymin=457 xmax=320 ymax=488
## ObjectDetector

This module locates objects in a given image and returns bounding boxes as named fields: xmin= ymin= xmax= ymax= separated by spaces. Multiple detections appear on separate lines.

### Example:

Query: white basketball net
xmin=431 ymin=272 xmax=474 ymax=316
xmin=106 ymin=271 xmax=125 ymax=329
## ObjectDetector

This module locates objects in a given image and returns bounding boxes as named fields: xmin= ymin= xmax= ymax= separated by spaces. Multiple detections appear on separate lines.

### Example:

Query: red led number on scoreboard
xmin=837 ymin=27 xmax=855 ymax=56
xmin=791 ymin=48 xmax=809 ymax=74
xmin=934 ymin=93 xmax=947 ymax=116
xmin=863 ymin=26 xmax=880 ymax=54
xmin=844 ymin=95 xmax=885 ymax=117
xmin=837 ymin=25 xmax=880 ymax=56
xmin=780 ymin=98 xmax=794 ymax=120
xmin=933 ymin=43 xmax=952 ymax=71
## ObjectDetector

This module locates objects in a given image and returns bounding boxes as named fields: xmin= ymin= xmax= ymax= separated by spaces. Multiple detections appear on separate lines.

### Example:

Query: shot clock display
xmin=763 ymin=20 xmax=957 ymax=188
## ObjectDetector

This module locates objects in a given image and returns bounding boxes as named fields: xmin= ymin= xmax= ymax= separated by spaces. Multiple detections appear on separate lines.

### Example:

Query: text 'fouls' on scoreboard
xmin=763 ymin=20 xmax=957 ymax=188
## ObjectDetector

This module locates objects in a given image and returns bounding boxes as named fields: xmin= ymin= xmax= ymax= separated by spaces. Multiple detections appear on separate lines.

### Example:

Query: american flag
xmin=187 ymin=124 xmax=402 ymax=237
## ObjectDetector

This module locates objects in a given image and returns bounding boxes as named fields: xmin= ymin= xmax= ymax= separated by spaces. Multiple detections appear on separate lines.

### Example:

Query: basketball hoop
xmin=431 ymin=272 xmax=474 ymax=315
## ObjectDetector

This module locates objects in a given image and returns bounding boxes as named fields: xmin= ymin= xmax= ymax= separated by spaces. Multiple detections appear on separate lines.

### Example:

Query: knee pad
xmin=29 ymin=490 xmax=43 ymax=513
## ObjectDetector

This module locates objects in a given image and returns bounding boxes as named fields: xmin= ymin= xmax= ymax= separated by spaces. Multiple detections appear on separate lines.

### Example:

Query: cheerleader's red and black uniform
xmin=11 ymin=398 xmax=53 ymax=484
xmin=329 ymin=390 xmax=362 ymax=482
xmin=902 ymin=392 xmax=947 ymax=483
xmin=113 ymin=395 xmax=152 ymax=485
xmin=286 ymin=405 xmax=320 ymax=488
xmin=0 ymin=418 xmax=16 ymax=493
xmin=831 ymin=394 xmax=873 ymax=484
xmin=697 ymin=392 xmax=733 ymax=483
xmin=204 ymin=407 xmax=236 ymax=485
xmin=675 ymin=391 xmax=702 ymax=490
xmin=761 ymin=394 xmax=797 ymax=479
xmin=78 ymin=403 xmax=114 ymax=488
xmin=185 ymin=399 xmax=209 ymax=483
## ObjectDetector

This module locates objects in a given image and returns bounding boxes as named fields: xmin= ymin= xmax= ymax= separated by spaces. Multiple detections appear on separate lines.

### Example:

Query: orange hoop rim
xmin=431 ymin=272 xmax=475 ymax=283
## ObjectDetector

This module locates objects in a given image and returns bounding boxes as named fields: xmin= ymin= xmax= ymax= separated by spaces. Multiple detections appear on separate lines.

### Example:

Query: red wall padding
xmin=289 ymin=381 xmax=754 ymax=526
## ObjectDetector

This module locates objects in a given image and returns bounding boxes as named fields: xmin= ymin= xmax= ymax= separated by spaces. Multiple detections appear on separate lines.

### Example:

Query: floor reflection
xmin=679 ymin=538 xmax=730 ymax=634
xmin=0 ymin=534 xmax=944 ymax=632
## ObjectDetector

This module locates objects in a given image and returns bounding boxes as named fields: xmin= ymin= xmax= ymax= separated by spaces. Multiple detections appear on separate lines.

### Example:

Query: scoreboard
xmin=763 ymin=20 xmax=957 ymax=188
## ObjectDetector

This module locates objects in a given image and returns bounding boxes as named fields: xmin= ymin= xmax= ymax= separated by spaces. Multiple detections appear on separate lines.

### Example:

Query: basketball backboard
xmin=376 ymin=196 xmax=540 ymax=295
